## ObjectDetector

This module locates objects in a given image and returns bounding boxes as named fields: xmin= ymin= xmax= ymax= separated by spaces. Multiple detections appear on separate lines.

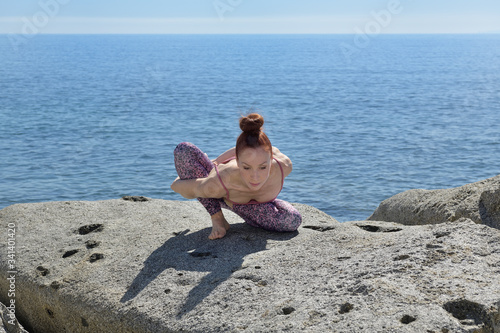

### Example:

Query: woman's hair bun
xmin=240 ymin=113 xmax=264 ymax=133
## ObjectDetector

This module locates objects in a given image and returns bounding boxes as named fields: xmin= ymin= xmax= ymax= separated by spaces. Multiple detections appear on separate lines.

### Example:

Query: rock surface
xmin=1 ymin=301 xmax=29 ymax=333
xmin=0 ymin=198 xmax=499 ymax=332
xmin=369 ymin=174 xmax=500 ymax=229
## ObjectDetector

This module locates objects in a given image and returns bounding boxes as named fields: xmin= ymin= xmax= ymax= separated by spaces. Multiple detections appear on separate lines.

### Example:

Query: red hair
xmin=236 ymin=113 xmax=272 ymax=160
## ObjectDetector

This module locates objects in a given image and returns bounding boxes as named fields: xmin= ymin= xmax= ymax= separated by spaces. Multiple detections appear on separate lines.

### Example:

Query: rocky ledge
xmin=369 ymin=174 xmax=500 ymax=229
xmin=0 ymin=178 xmax=500 ymax=332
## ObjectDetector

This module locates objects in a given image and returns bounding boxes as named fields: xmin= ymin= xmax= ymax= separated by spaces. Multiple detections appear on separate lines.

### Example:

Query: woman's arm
xmin=272 ymin=146 xmax=293 ymax=177
xmin=171 ymin=175 xmax=225 ymax=199
xmin=212 ymin=147 xmax=236 ymax=165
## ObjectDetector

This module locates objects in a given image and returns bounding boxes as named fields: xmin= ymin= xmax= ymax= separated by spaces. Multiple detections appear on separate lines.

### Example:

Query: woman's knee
xmin=174 ymin=142 xmax=195 ymax=158
xmin=273 ymin=201 xmax=302 ymax=232
xmin=280 ymin=208 xmax=302 ymax=232
xmin=258 ymin=206 xmax=302 ymax=232
xmin=174 ymin=142 xmax=212 ymax=179
xmin=232 ymin=201 xmax=301 ymax=232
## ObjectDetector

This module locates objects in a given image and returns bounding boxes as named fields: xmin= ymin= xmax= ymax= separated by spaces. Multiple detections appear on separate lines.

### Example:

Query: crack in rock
xmin=357 ymin=225 xmax=403 ymax=233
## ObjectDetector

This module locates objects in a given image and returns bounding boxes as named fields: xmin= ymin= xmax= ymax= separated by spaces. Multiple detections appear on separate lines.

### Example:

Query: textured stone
xmin=369 ymin=174 xmax=500 ymax=229
xmin=1 ymin=301 xmax=28 ymax=333
xmin=1 ymin=199 xmax=499 ymax=332
xmin=480 ymin=187 xmax=500 ymax=230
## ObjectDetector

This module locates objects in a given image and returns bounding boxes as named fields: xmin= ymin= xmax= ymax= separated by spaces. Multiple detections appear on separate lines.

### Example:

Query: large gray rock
xmin=1 ymin=301 xmax=29 ymax=333
xmin=0 ymin=198 xmax=499 ymax=332
xmin=369 ymin=174 xmax=500 ymax=229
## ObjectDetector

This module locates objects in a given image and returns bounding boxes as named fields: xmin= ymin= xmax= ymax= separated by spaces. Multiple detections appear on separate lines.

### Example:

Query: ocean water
xmin=1 ymin=34 xmax=499 ymax=221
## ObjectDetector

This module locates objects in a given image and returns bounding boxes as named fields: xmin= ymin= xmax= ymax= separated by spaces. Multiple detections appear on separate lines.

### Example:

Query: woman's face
xmin=237 ymin=147 xmax=272 ymax=191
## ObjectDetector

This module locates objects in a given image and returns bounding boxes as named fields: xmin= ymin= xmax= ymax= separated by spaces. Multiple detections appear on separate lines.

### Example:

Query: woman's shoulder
xmin=215 ymin=161 xmax=244 ymax=189
xmin=216 ymin=159 xmax=238 ymax=173
xmin=272 ymin=147 xmax=292 ymax=177
xmin=198 ymin=168 xmax=228 ymax=199
xmin=217 ymin=159 xmax=238 ymax=174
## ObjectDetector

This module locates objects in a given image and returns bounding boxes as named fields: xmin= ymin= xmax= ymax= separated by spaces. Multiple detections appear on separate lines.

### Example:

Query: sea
xmin=1 ymin=34 xmax=499 ymax=222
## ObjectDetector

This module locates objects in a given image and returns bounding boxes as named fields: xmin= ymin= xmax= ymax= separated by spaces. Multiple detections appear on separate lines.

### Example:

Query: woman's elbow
xmin=171 ymin=179 xmax=193 ymax=199
xmin=170 ymin=179 xmax=179 ymax=193
xmin=284 ymin=158 xmax=293 ymax=176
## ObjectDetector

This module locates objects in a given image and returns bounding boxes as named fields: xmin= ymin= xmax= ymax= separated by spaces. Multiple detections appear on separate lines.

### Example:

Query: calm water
xmin=1 ymin=34 xmax=499 ymax=221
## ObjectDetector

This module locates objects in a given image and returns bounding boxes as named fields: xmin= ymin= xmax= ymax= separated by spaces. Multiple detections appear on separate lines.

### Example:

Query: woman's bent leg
xmin=173 ymin=142 xmax=221 ymax=216
xmin=232 ymin=199 xmax=302 ymax=232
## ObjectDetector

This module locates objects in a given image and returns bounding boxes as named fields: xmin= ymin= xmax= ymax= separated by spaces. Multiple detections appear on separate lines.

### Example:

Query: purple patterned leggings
xmin=173 ymin=142 xmax=302 ymax=232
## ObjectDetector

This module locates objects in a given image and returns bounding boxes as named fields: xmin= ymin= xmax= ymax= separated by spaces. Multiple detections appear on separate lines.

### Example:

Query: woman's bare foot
xmin=209 ymin=211 xmax=230 ymax=240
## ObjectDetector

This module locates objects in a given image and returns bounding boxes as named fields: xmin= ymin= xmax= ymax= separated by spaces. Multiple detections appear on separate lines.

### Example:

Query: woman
xmin=171 ymin=113 xmax=302 ymax=239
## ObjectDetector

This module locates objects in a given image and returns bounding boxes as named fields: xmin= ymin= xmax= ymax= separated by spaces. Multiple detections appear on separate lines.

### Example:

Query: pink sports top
xmin=214 ymin=157 xmax=284 ymax=205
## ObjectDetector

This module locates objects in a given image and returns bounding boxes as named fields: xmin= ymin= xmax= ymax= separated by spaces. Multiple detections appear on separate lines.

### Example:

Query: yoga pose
xmin=171 ymin=113 xmax=302 ymax=239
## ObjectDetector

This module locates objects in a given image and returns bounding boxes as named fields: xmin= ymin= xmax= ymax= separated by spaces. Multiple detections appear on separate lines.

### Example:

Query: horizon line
xmin=2 ymin=32 xmax=500 ymax=35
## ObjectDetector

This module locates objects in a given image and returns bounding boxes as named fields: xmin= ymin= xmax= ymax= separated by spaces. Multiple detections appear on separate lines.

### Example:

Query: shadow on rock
xmin=120 ymin=223 xmax=298 ymax=317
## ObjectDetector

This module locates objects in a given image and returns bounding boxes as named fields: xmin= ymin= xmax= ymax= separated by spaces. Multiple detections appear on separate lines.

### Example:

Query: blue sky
xmin=1 ymin=0 xmax=500 ymax=34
